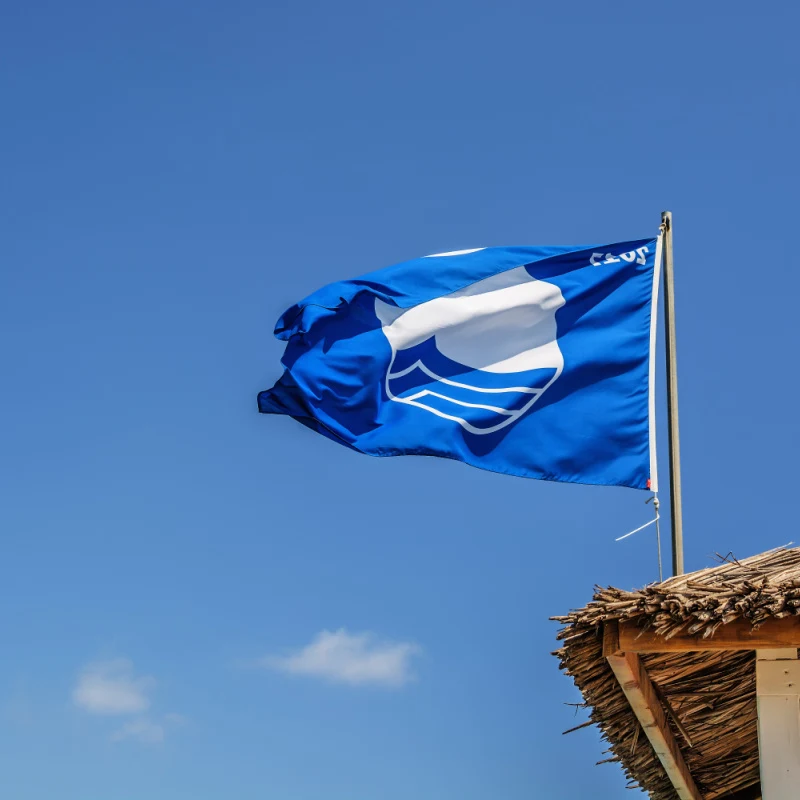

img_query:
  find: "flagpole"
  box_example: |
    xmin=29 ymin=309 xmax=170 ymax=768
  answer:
xmin=661 ymin=211 xmax=684 ymax=576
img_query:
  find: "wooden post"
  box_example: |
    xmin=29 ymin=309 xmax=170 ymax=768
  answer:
xmin=757 ymin=648 xmax=800 ymax=799
xmin=661 ymin=211 xmax=684 ymax=576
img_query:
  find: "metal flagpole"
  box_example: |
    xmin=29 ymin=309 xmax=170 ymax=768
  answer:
xmin=661 ymin=211 xmax=684 ymax=575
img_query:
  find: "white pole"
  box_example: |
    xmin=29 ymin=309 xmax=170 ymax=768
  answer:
xmin=756 ymin=648 xmax=800 ymax=799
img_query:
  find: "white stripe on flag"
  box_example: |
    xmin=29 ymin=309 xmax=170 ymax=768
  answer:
xmin=648 ymin=233 xmax=663 ymax=493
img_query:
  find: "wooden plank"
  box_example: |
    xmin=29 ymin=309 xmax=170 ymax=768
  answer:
xmin=757 ymin=648 xmax=797 ymax=662
xmin=757 ymin=649 xmax=800 ymax=800
xmin=618 ymin=616 xmax=800 ymax=653
xmin=603 ymin=623 xmax=703 ymax=800
xmin=757 ymin=660 xmax=800 ymax=695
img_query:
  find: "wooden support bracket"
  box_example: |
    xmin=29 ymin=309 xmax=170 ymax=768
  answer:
xmin=604 ymin=621 xmax=703 ymax=800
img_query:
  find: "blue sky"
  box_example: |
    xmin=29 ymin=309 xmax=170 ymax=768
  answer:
xmin=2 ymin=2 xmax=799 ymax=798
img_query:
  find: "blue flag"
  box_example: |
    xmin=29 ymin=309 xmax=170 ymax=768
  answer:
xmin=258 ymin=239 xmax=661 ymax=490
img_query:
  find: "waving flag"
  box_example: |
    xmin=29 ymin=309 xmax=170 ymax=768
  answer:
xmin=258 ymin=239 xmax=661 ymax=490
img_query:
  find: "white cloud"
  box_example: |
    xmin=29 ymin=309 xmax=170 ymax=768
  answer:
xmin=73 ymin=659 xmax=184 ymax=745
xmin=111 ymin=717 xmax=164 ymax=744
xmin=261 ymin=629 xmax=421 ymax=688
xmin=110 ymin=713 xmax=186 ymax=745
xmin=72 ymin=659 xmax=154 ymax=716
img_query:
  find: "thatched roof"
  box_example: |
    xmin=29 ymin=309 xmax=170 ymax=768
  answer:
xmin=553 ymin=546 xmax=800 ymax=800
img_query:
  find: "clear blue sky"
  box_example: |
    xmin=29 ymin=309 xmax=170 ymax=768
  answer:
xmin=2 ymin=2 xmax=799 ymax=798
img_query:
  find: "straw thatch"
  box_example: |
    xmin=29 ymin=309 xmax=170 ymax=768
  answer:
xmin=553 ymin=546 xmax=800 ymax=800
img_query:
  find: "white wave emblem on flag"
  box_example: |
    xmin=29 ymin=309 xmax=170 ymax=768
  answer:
xmin=375 ymin=267 xmax=566 ymax=435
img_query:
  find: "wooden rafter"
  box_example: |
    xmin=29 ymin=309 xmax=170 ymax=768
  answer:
xmin=603 ymin=621 xmax=703 ymax=800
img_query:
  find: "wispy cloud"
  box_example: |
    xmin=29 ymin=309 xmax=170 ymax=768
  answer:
xmin=109 ymin=713 xmax=187 ymax=745
xmin=72 ymin=659 xmax=154 ymax=715
xmin=261 ymin=629 xmax=421 ymax=688
xmin=73 ymin=658 xmax=183 ymax=745
xmin=111 ymin=717 xmax=164 ymax=744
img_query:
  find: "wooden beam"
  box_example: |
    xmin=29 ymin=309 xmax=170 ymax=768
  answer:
xmin=604 ymin=622 xmax=703 ymax=800
xmin=618 ymin=616 xmax=800 ymax=654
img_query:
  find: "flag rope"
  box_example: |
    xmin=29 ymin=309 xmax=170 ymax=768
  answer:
xmin=615 ymin=493 xmax=664 ymax=582
xmin=653 ymin=495 xmax=663 ymax=582
xmin=615 ymin=514 xmax=660 ymax=542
